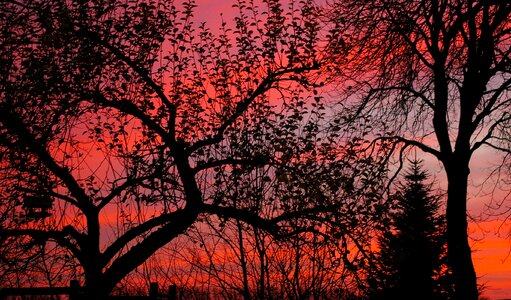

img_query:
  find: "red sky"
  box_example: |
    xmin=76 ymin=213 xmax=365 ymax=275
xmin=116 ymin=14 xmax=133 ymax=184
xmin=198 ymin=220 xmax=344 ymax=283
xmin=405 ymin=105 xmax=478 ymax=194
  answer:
xmin=417 ymin=144 xmax=511 ymax=299
xmin=196 ymin=1 xmax=511 ymax=298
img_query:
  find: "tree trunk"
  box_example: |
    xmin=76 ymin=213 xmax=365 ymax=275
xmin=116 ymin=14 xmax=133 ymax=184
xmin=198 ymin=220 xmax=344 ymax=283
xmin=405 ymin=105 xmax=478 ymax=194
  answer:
xmin=82 ymin=261 xmax=111 ymax=298
xmin=82 ymin=212 xmax=111 ymax=299
xmin=83 ymin=278 xmax=110 ymax=299
xmin=445 ymin=158 xmax=478 ymax=300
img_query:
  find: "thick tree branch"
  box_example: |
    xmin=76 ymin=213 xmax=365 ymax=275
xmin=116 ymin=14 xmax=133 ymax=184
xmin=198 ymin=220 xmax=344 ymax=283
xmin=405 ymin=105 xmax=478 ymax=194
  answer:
xmin=186 ymin=64 xmax=319 ymax=155
xmin=473 ymin=77 xmax=511 ymax=128
xmin=0 ymin=107 xmax=90 ymax=212
xmin=201 ymin=204 xmax=280 ymax=235
xmin=372 ymin=135 xmax=442 ymax=159
xmin=96 ymin=170 xmax=177 ymax=210
xmin=193 ymin=155 xmax=268 ymax=174
xmin=371 ymin=86 xmax=434 ymax=109
xmin=0 ymin=228 xmax=82 ymax=263
xmin=102 ymin=208 xmax=198 ymax=291
xmin=480 ymin=141 xmax=511 ymax=154
xmin=201 ymin=203 xmax=339 ymax=239
xmin=87 ymin=92 xmax=173 ymax=148
xmin=101 ymin=209 xmax=183 ymax=264
xmin=76 ymin=29 xmax=177 ymax=140
xmin=472 ymin=113 xmax=511 ymax=153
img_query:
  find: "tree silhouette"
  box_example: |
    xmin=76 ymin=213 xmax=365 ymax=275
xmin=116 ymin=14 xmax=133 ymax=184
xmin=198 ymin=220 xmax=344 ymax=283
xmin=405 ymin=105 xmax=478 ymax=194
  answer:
xmin=327 ymin=1 xmax=511 ymax=298
xmin=0 ymin=0 xmax=386 ymax=296
xmin=368 ymin=160 xmax=451 ymax=299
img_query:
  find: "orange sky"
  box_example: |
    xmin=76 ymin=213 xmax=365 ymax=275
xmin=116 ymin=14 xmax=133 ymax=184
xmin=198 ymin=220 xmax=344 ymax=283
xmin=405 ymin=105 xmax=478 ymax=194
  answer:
xmin=175 ymin=1 xmax=511 ymax=298
xmin=64 ymin=1 xmax=510 ymax=298
xmin=466 ymin=149 xmax=511 ymax=299
xmin=414 ymin=147 xmax=511 ymax=299
xmin=471 ymin=220 xmax=511 ymax=299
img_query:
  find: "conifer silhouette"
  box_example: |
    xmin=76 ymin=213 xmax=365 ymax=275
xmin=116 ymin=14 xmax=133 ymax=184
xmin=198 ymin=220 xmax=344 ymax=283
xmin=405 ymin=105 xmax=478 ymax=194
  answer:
xmin=370 ymin=160 xmax=452 ymax=299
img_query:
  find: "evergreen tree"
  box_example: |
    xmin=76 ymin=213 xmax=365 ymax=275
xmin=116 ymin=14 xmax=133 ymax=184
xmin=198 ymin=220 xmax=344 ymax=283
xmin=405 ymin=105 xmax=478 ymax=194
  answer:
xmin=369 ymin=160 xmax=452 ymax=299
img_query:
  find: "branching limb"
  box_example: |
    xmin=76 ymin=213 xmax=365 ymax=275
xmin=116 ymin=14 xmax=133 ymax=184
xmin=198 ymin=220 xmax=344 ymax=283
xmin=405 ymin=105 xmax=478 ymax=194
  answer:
xmin=186 ymin=63 xmax=319 ymax=155
xmin=372 ymin=135 xmax=441 ymax=159
xmin=193 ymin=155 xmax=268 ymax=174
xmin=75 ymin=29 xmax=178 ymax=140
xmin=87 ymin=92 xmax=173 ymax=147
xmin=472 ymin=113 xmax=511 ymax=153
xmin=101 ymin=209 xmax=184 ymax=265
xmin=0 ymin=107 xmax=91 ymax=212
xmin=97 ymin=171 xmax=178 ymax=210
xmin=473 ymin=77 xmax=511 ymax=128
xmin=0 ymin=228 xmax=83 ymax=263
xmin=201 ymin=203 xmax=339 ymax=239
xmin=102 ymin=208 xmax=198 ymax=291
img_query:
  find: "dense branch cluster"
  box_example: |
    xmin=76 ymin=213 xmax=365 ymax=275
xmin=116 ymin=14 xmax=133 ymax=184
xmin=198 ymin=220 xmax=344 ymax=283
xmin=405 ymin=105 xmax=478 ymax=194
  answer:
xmin=0 ymin=0 xmax=388 ymax=296
xmin=1 ymin=0 xmax=510 ymax=298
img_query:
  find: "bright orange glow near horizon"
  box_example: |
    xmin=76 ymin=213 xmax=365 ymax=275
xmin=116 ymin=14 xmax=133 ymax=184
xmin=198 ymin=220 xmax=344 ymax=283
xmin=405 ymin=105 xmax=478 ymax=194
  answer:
xmin=470 ymin=220 xmax=511 ymax=300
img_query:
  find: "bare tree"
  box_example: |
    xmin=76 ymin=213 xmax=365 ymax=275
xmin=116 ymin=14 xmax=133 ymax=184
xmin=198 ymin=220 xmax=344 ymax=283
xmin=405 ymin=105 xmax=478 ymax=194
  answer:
xmin=147 ymin=219 xmax=370 ymax=299
xmin=0 ymin=0 xmax=354 ymax=296
xmin=326 ymin=0 xmax=511 ymax=298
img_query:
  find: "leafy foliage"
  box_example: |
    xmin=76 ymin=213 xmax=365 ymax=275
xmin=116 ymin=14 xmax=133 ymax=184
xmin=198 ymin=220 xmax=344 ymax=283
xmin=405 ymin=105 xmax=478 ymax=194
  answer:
xmin=0 ymin=0 xmax=386 ymax=296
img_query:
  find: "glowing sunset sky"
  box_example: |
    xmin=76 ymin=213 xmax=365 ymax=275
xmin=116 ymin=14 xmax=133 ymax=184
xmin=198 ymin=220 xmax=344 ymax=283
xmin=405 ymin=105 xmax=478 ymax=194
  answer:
xmin=193 ymin=1 xmax=511 ymax=299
